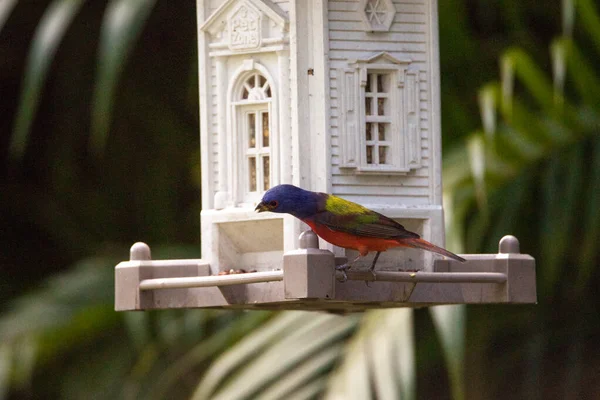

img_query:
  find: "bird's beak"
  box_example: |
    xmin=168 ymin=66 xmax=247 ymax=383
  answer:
xmin=255 ymin=202 xmax=269 ymax=213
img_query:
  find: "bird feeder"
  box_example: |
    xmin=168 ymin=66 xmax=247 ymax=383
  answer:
xmin=115 ymin=0 xmax=537 ymax=312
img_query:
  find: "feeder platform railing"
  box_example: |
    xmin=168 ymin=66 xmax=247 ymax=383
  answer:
xmin=115 ymin=234 xmax=536 ymax=312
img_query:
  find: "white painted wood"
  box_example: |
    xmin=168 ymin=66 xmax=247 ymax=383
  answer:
xmin=358 ymin=0 xmax=396 ymax=32
xmin=197 ymin=1 xmax=212 ymax=209
xmin=308 ymin=0 xmax=332 ymax=194
xmin=215 ymin=56 xmax=228 ymax=209
xmin=277 ymin=50 xmax=291 ymax=184
xmin=138 ymin=270 xmax=509 ymax=291
xmin=139 ymin=271 xmax=284 ymax=290
xmin=197 ymin=0 xmax=446 ymax=273
xmin=428 ymin=0 xmax=443 ymax=210
xmin=289 ymin=0 xmax=309 ymax=189
xmin=115 ymin=238 xmax=537 ymax=311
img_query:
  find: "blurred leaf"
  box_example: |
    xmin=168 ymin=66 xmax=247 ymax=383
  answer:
xmin=577 ymin=0 xmax=600 ymax=53
xmin=2 ymin=0 xmax=202 ymax=398
xmin=257 ymin=347 xmax=341 ymax=400
xmin=478 ymin=83 xmax=498 ymax=136
xmin=0 ymin=258 xmax=112 ymax=341
xmin=90 ymin=0 xmax=156 ymax=157
xmin=284 ymin=376 xmax=329 ymax=400
xmin=576 ymin=136 xmax=600 ymax=285
xmin=501 ymin=48 xmax=557 ymax=113
xmin=483 ymin=172 xmax=532 ymax=254
xmin=148 ymin=310 xmax=272 ymax=400
xmin=0 ymin=345 xmax=9 ymax=400
xmin=325 ymin=310 xmax=415 ymax=400
xmin=9 ymin=0 xmax=86 ymax=162
xmin=10 ymin=337 xmax=37 ymax=391
xmin=555 ymin=38 xmax=600 ymax=106
xmin=443 ymin=192 xmax=467 ymax=255
xmin=0 ymin=255 xmax=118 ymax=381
xmin=562 ymin=0 xmax=575 ymax=37
xmin=326 ymin=326 xmax=370 ymax=400
xmin=0 ymin=0 xmax=18 ymax=33
xmin=59 ymin=335 xmax=134 ymax=400
xmin=430 ymin=306 xmax=465 ymax=400
xmin=467 ymin=134 xmax=488 ymax=210
xmin=539 ymin=145 xmax=583 ymax=291
xmin=195 ymin=312 xmax=356 ymax=400
xmin=443 ymin=3 xmax=600 ymax=395
xmin=123 ymin=312 xmax=151 ymax=352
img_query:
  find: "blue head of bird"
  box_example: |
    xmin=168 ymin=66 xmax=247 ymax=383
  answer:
xmin=255 ymin=184 xmax=320 ymax=219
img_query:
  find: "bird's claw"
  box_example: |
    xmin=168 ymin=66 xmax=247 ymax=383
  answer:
xmin=336 ymin=264 xmax=350 ymax=283
xmin=365 ymin=269 xmax=377 ymax=287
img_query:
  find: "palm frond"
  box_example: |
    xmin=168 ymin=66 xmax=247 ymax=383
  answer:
xmin=325 ymin=309 xmax=416 ymax=400
xmin=577 ymin=0 xmax=600 ymax=53
xmin=445 ymin=31 xmax=600 ymax=257
xmin=145 ymin=310 xmax=272 ymax=400
xmin=0 ymin=344 xmax=10 ymax=400
xmin=9 ymin=0 xmax=85 ymax=162
xmin=440 ymin=2 xmax=600 ymax=396
xmin=0 ymin=0 xmax=18 ymax=32
xmin=553 ymin=37 xmax=600 ymax=108
xmin=0 ymin=256 xmax=116 ymax=390
xmin=194 ymin=312 xmax=358 ymax=400
xmin=90 ymin=0 xmax=157 ymax=158
xmin=430 ymin=306 xmax=466 ymax=400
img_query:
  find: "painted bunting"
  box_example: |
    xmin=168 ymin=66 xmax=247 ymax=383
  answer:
xmin=255 ymin=184 xmax=465 ymax=280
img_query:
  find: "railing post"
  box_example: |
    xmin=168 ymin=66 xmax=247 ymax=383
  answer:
xmin=498 ymin=235 xmax=537 ymax=303
xmin=283 ymin=230 xmax=336 ymax=300
xmin=115 ymin=242 xmax=154 ymax=311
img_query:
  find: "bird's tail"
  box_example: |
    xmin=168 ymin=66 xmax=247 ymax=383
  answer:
xmin=403 ymin=238 xmax=466 ymax=262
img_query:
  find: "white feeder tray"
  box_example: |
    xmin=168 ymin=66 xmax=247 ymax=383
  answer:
xmin=115 ymin=232 xmax=536 ymax=313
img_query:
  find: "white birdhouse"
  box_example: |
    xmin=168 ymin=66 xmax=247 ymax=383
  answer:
xmin=198 ymin=0 xmax=445 ymax=274
xmin=114 ymin=0 xmax=537 ymax=312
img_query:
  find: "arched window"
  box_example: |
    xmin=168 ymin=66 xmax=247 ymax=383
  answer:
xmin=240 ymin=73 xmax=272 ymax=100
xmin=234 ymin=71 xmax=273 ymax=203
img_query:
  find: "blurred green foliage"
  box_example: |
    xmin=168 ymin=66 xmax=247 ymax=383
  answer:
xmin=1 ymin=0 xmax=598 ymax=399
xmin=442 ymin=1 xmax=600 ymax=398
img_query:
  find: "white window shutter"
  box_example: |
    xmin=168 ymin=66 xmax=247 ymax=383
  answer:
xmin=339 ymin=68 xmax=360 ymax=168
xmin=404 ymin=69 xmax=422 ymax=170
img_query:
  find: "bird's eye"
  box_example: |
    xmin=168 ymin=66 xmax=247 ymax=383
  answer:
xmin=269 ymin=200 xmax=278 ymax=208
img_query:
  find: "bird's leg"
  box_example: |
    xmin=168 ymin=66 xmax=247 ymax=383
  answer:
xmin=365 ymin=251 xmax=381 ymax=287
xmin=336 ymin=254 xmax=364 ymax=282
xmin=369 ymin=251 xmax=381 ymax=272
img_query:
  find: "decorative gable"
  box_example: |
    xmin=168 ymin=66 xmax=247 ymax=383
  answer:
xmin=228 ymin=2 xmax=262 ymax=50
xmin=200 ymin=0 xmax=288 ymax=56
xmin=353 ymin=51 xmax=411 ymax=65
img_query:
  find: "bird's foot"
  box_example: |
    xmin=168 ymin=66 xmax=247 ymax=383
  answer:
xmin=335 ymin=264 xmax=350 ymax=283
xmin=365 ymin=251 xmax=381 ymax=287
xmin=365 ymin=268 xmax=377 ymax=287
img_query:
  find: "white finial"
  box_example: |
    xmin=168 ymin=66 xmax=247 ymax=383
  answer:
xmin=499 ymin=235 xmax=520 ymax=254
xmin=130 ymin=242 xmax=151 ymax=260
xmin=299 ymin=230 xmax=319 ymax=249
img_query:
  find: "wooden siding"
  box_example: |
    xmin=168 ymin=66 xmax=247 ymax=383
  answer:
xmin=328 ymin=0 xmax=432 ymax=206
